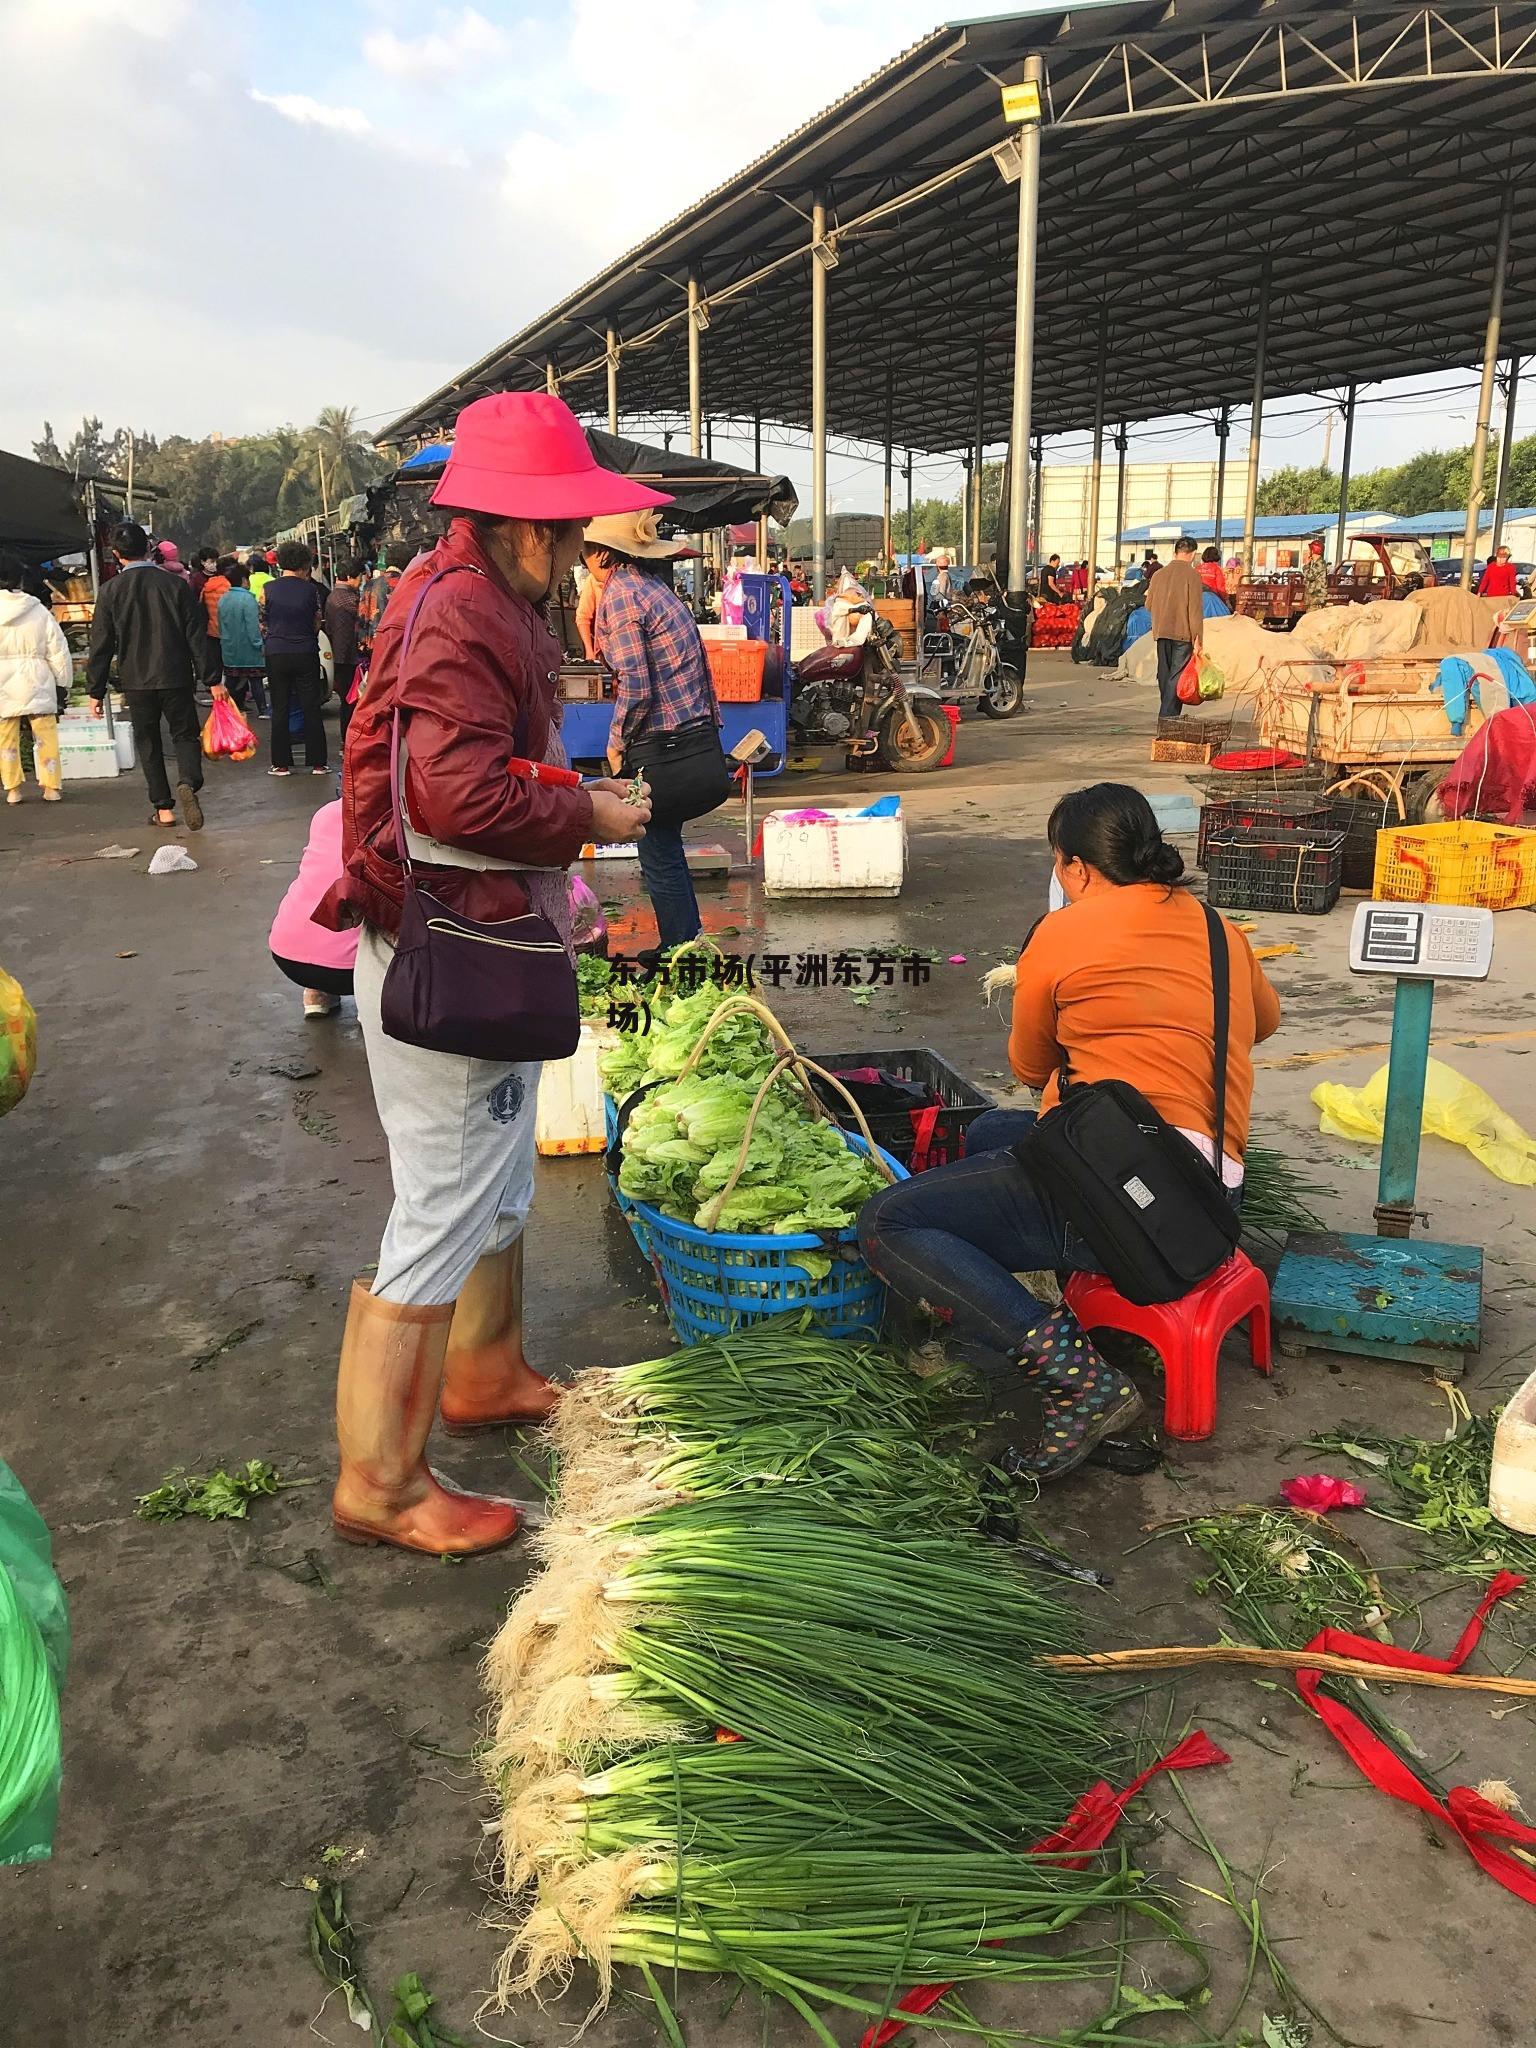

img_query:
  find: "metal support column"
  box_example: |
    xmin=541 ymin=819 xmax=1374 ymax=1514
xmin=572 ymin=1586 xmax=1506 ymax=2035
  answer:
xmin=1492 ymin=357 xmax=1521 ymax=554
xmin=1240 ymin=259 xmax=1272 ymax=579
xmin=1212 ymin=405 xmax=1230 ymax=551
xmin=688 ymin=274 xmax=706 ymax=616
xmin=882 ymin=367 xmax=894 ymax=568
xmin=1030 ymin=433 xmax=1044 ymax=572
xmin=545 ymin=362 xmax=558 ymax=397
xmin=972 ymin=344 xmax=986 ymax=567
xmin=1334 ymin=385 xmax=1357 ymax=565
xmin=753 ymin=411 xmax=762 ymax=476
xmin=1461 ymin=186 xmax=1515 ymax=589
xmin=1374 ymin=978 xmax=1436 ymax=1239
xmin=605 ymin=329 xmax=619 ymax=435
xmin=1003 ymin=54 xmax=1043 ymax=648
xmin=1113 ymin=423 xmax=1128 ymax=573
xmin=810 ymin=195 xmax=832 ymax=603
xmin=905 ymin=449 xmax=914 ymax=564
xmin=961 ymin=457 xmax=973 ymax=564
xmin=1085 ymin=310 xmax=1107 ymax=580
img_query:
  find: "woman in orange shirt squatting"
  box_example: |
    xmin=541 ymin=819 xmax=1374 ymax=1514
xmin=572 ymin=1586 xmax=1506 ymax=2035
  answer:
xmin=858 ymin=784 xmax=1280 ymax=1481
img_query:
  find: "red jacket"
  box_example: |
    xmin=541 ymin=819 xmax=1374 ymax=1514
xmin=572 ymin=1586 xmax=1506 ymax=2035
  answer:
xmin=1479 ymin=560 xmax=1519 ymax=597
xmin=317 ymin=519 xmax=593 ymax=939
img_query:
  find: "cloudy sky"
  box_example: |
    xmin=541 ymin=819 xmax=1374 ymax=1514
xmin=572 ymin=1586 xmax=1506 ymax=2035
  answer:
xmin=0 ymin=0 xmax=1489 ymax=511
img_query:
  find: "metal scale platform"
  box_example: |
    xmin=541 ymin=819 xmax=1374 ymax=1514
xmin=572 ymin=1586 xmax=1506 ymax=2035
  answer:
xmin=1272 ymin=901 xmax=1493 ymax=1378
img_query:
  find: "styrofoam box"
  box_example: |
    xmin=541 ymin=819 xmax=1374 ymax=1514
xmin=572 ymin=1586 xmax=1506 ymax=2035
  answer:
xmin=58 ymin=715 xmax=121 ymax=780
xmin=762 ymin=806 xmax=906 ymax=898
xmin=535 ymin=1021 xmax=613 ymax=1156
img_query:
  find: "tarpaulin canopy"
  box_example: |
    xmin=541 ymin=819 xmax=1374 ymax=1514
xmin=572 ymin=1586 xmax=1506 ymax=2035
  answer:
xmin=390 ymin=431 xmax=797 ymax=528
xmin=0 ymin=450 xmax=88 ymax=557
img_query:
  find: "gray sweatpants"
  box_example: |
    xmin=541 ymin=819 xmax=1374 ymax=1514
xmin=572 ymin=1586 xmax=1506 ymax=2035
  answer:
xmin=354 ymin=923 xmax=542 ymax=1306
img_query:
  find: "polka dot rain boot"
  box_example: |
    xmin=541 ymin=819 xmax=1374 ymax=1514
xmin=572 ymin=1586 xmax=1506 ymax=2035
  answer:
xmin=1003 ymin=1306 xmax=1146 ymax=1483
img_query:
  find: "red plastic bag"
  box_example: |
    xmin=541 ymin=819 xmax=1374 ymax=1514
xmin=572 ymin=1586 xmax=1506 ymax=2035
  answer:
xmin=201 ymin=697 xmax=258 ymax=762
xmin=1175 ymin=653 xmax=1202 ymax=704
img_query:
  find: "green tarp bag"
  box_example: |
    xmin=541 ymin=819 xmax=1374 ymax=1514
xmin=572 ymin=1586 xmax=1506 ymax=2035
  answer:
xmin=0 ymin=1458 xmax=68 ymax=1865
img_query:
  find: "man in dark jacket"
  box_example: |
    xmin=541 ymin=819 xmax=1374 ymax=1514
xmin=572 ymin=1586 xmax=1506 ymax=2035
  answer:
xmin=325 ymin=560 xmax=364 ymax=742
xmin=87 ymin=520 xmax=226 ymax=829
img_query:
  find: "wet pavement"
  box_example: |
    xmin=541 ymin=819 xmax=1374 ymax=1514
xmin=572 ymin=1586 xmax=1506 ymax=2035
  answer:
xmin=5 ymin=654 xmax=1536 ymax=2043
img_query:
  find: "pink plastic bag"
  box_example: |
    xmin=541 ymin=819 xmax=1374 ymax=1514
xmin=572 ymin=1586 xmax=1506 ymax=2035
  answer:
xmin=201 ymin=697 xmax=258 ymax=761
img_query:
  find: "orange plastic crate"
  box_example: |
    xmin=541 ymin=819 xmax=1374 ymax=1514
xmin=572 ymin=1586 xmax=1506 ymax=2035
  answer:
xmin=1373 ymin=820 xmax=1536 ymax=910
xmin=705 ymin=639 xmax=767 ymax=702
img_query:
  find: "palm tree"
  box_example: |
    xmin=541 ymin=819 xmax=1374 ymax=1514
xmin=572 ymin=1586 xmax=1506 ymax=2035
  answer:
xmin=307 ymin=404 xmax=374 ymax=503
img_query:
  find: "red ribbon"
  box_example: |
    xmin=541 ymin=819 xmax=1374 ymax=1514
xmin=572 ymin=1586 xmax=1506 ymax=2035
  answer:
xmin=860 ymin=1731 xmax=1230 ymax=2048
xmin=1294 ymin=1570 xmax=1536 ymax=1902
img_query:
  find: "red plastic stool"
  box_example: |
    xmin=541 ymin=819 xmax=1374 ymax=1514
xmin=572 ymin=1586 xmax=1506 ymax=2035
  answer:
xmin=1063 ymin=1250 xmax=1272 ymax=1442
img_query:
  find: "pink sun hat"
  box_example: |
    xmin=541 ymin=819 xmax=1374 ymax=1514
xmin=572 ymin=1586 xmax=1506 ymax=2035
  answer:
xmin=431 ymin=392 xmax=672 ymax=522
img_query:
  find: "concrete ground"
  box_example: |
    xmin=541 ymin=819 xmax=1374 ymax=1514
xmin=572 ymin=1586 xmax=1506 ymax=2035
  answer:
xmin=5 ymin=654 xmax=1536 ymax=2045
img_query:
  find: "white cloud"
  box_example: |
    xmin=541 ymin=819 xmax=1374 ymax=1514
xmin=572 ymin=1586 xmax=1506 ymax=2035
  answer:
xmin=363 ymin=6 xmax=507 ymax=82
xmin=250 ymin=89 xmax=371 ymax=137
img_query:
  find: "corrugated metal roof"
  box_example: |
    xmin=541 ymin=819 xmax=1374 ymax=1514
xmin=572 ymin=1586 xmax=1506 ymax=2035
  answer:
xmin=381 ymin=2 xmax=1536 ymax=456
xmin=1378 ymin=506 xmax=1536 ymax=533
xmin=1119 ymin=513 xmax=1388 ymax=543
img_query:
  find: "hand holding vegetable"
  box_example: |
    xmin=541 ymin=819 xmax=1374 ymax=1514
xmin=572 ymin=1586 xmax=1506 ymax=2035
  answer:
xmin=589 ymin=785 xmax=650 ymax=841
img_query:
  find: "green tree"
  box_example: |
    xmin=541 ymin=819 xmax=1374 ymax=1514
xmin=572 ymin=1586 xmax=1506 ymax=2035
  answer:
xmin=307 ymin=404 xmax=376 ymax=503
xmin=32 ymin=423 xmax=66 ymax=469
xmin=1255 ymin=463 xmax=1339 ymax=515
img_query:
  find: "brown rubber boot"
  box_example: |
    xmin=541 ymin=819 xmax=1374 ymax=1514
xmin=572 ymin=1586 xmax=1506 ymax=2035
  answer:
xmin=332 ymin=1281 xmax=522 ymax=1554
xmin=440 ymin=1238 xmax=561 ymax=1433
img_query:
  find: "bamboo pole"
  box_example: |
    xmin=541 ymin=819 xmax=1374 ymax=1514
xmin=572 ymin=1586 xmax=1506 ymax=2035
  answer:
xmin=1041 ymin=1644 xmax=1536 ymax=1697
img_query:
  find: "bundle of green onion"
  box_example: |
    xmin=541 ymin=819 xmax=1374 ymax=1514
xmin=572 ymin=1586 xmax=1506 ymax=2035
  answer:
xmin=484 ymin=1328 xmax=1178 ymax=2030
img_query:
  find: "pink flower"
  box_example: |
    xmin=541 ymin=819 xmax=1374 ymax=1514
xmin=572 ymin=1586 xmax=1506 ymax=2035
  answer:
xmin=1281 ymin=1473 xmax=1367 ymax=1514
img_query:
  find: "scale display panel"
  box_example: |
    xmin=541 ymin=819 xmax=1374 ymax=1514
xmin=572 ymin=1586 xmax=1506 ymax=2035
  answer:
xmin=1348 ymin=903 xmax=1493 ymax=980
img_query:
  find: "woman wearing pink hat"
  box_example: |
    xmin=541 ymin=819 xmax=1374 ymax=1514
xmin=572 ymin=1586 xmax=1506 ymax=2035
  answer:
xmin=316 ymin=392 xmax=663 ymax=1556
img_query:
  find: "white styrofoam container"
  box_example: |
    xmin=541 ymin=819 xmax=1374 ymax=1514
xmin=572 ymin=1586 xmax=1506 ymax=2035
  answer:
xmin=58 ymin=716 xmax=121 ymax=780
xmin=762 ymin=806 xmax=906 ymax=898
xmin=535 ymin=1021 xmax=613 ymax=1156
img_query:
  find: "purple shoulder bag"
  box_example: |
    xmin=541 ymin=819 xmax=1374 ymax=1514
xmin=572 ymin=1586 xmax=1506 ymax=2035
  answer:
xmin=378 ymin=566 xmax=580 ymax=1064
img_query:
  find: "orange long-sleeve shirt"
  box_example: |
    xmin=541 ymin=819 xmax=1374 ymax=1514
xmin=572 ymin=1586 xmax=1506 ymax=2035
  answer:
xmin=1008 ymin=882 xmax=1281 ymax=1164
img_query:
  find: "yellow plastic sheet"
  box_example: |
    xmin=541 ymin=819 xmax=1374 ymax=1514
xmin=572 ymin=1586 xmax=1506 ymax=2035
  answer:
xmin=1313 ymin=1057 xmax=1536 ymax=1186
xmin=0 ymin=966 xmax=36 ymax=1119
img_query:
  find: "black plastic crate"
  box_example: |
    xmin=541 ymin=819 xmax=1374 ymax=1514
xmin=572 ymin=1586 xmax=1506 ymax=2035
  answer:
xmin=807 ymin=1046 xmax=995 ymax=1171
xmin=1197 ymin=797 xmax=1332 ymax=869
xmin=1327 ymin=794 xmax=1396 ymax=891
xmin=1195 ymin=763 xmax=1330 ymax=801
xmin=1205 ymin=829 xmax=1345 ymax=915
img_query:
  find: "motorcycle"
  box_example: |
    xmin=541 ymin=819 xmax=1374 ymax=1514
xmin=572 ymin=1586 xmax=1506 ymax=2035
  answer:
xmin=790 ymin=605 xmax=952 ymax=772
xmin=920 ymin=594 xmax=1024 ymax=719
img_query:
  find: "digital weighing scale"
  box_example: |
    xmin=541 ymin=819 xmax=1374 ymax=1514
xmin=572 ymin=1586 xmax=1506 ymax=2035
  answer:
xmin=1271 ymin=900 xmax=1494 ymax=1378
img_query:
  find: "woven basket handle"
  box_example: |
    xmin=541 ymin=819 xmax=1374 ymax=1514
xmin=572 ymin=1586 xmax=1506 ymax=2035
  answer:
xmin=670 ymin=993 xmax=797 ymax=1087
xmin=696 ymin=1048 xmax=896 ymax=1233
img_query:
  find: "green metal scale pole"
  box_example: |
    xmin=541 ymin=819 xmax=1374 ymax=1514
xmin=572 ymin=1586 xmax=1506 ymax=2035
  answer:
xmin=1374 ymin=976 xmax=1435 ymax=1239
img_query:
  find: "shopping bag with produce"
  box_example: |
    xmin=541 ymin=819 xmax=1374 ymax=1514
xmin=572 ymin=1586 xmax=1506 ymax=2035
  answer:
xmin=0 ymin=966 xmax=36 ymax=1119
xmin=1197 ymin=653 xmax=1227 ymax=700
xmin=1175 ymin=652 xmax=1202 ymax=704
xmin=201 ymin=696 xmax=258 ymax=761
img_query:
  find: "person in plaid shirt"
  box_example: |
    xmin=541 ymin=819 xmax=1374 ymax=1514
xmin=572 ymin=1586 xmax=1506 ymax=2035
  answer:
xmin=585 ymin=510 xmax=727 ymax=957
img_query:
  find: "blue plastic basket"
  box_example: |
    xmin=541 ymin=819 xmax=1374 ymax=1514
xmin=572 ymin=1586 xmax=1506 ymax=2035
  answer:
xmin=604 ymin=1094 xmax=906 ymax=1342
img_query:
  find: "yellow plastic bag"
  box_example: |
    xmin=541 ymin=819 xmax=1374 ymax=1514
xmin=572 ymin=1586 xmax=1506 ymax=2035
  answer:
xmin=0 ymin=966 xmax=37 ymax=1118
xmin=1312 ymin=1057 xmax=1536 ymax=1186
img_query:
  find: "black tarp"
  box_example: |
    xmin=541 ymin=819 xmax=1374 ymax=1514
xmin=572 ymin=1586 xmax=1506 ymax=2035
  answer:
xmin=389 ymin=430 xmax=797 ymax=530
xmin=0 ymin=449 xmax=88 ymax=557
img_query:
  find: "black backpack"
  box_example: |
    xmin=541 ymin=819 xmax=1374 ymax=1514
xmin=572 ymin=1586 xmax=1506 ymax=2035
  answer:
xmin=1012 ymin=901 xmax=1241 ymax=1304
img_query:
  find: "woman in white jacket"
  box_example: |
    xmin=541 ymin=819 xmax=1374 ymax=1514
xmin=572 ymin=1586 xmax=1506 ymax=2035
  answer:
xmin=0 ymin=553 xmax=71 ymax=804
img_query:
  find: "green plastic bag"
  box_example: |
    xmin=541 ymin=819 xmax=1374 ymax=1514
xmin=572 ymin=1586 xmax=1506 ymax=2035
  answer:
xmin=0 ymin=1458 xmax=69 ymax=1866
xmin=1197 ymin=653 xmax=1226 ymax=701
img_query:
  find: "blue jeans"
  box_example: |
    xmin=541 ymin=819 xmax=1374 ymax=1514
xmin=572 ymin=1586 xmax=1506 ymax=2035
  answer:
xmin=857 ymin=1109 xmax=1092 ymax=1352
xmin=637 ymin=817 xmax=702 ymax=953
